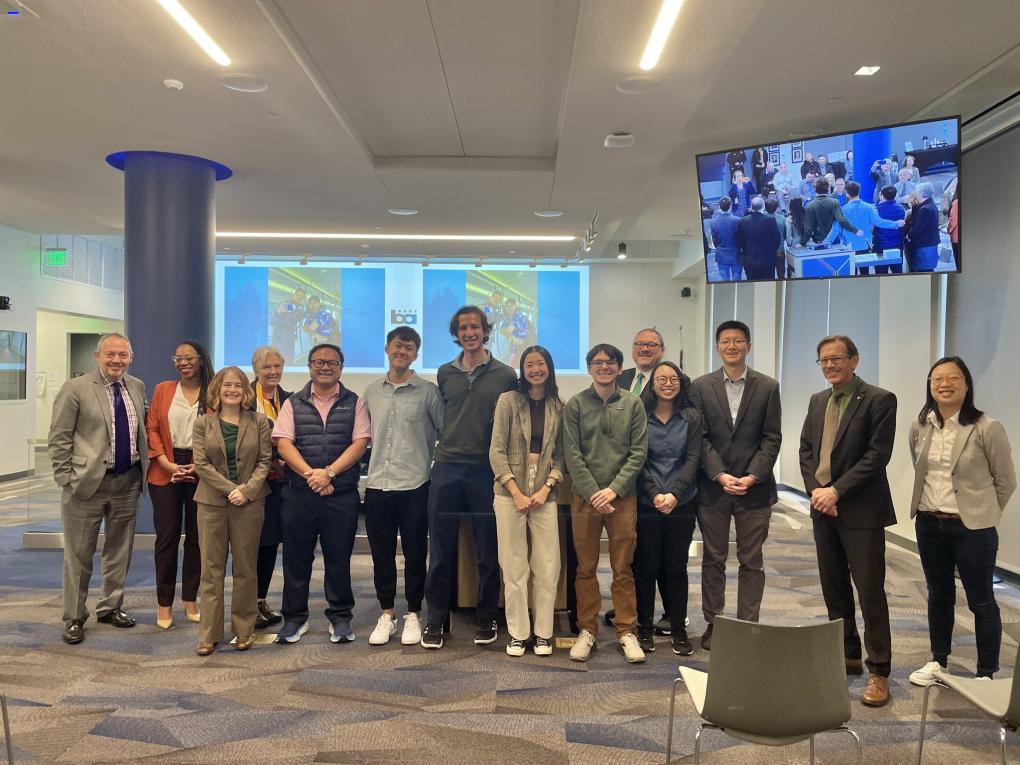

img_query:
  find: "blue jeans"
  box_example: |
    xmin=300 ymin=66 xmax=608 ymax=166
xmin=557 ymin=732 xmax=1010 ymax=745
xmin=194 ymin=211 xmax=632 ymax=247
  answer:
xmin=909 ymin=244 xmax=939 ymax=272
xmin=280 ymin=485 xmax=360 ymax=626
xmin=916 ymin=512 xmax=1001 ymax=676
xmin=717 ymin=262 xmax=742 ymax=281
xmin=423 ymin=462 xmax=500 ymax=626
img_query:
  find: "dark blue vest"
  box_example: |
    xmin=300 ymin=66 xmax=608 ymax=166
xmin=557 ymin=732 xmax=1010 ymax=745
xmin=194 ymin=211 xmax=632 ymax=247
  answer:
xmin=284 ymin=382 xmax=360 ymax=493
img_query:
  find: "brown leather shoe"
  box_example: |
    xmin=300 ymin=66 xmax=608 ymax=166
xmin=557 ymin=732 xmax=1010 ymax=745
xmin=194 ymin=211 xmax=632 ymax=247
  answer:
xmin=196 ymin=642 xmax=216 ymax=656
xmin=845 ymin=658 xmax=864 ymax=676
xmin=235 ymin=635 xmax=256 ymax=651
xmin=861 ymin=674 xmax=890 ymax=707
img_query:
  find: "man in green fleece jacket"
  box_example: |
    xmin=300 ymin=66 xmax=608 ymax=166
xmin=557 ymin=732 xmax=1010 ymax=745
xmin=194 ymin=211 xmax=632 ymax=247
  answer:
xmin=563 ymin=343 xmax=648 ymax=663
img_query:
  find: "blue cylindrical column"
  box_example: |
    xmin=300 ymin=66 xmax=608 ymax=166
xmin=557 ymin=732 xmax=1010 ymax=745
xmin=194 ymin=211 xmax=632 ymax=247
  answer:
xmin=106 ymin=151 xmax=232 ymax=392
xmin=853 ymin=128 xmax=891 ymax=204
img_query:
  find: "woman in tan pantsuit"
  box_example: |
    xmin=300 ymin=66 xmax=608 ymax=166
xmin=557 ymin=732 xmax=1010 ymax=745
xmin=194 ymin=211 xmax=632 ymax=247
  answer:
xmin=192 ymin=366 xmax=273 ymax=655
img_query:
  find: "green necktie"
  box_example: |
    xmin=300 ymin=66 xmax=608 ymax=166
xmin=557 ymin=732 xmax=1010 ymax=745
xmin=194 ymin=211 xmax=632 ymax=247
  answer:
xmin=633 ymin=372 xmax=645 ymax=395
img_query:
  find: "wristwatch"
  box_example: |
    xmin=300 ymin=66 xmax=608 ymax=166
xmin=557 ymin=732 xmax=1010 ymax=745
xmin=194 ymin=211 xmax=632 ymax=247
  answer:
xmin=545 ymin=477 xmax=556 ymax=489
xmin=326 ymin=467 xmax=336 ymax=479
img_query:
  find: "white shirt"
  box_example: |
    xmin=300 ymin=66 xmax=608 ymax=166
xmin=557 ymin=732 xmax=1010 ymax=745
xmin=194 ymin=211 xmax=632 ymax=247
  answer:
xmin=919 ymin=410 xmax=961 ymax=514
xmin=722 ymin=367 xmax=748 ymax=424
xmin=168 ymin=382 xmax=199 ymax=450
xmin=631 ymin=370 xmax=650 ymax=395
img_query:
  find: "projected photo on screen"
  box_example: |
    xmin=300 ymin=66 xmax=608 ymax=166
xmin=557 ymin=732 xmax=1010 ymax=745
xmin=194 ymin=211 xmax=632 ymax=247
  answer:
xmin=0 ymin=330 xmax=28 ymax=401
xmin=696 ymin=116 xmax=960 ymax=283
xmin=216 ymin=262 xmax=589 ymax=374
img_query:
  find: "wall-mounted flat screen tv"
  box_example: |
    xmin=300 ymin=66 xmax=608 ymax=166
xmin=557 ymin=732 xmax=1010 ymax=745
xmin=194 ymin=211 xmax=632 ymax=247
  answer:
xmin=696 ymin=116 xmax=960 ymax=283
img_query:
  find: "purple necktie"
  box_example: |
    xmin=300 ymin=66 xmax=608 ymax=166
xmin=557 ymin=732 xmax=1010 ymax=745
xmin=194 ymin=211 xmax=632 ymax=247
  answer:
xmin=113 ymin=382 xmax=131 ymax=474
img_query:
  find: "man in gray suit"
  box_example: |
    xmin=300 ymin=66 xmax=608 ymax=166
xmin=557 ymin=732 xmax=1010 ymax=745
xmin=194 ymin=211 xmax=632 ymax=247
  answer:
xmin=49 ymin=332 xmax=149 ymax=644
xmin=689 ymin=320 xmax=782 ymax=650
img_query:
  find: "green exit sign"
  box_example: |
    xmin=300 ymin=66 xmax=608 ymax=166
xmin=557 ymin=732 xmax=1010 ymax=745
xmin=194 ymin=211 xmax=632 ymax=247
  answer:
xmin=46 ymin=248 xmax=68 ymax=266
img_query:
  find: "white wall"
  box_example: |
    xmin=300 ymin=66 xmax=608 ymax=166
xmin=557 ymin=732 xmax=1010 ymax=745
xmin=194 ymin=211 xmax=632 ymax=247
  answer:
xmin=0 ymin=224 xmax=123 ymax=478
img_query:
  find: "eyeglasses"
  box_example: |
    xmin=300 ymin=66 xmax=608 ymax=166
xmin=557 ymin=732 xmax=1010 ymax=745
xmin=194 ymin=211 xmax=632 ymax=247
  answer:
xmin=632 ymin=341 xmax=662 ymax=350
xmin=655 ymin=376 xmax=680 ymax=385
xmin=309 ymin=359 xmax=342 ymax=370
xmin=590 ymin=359 xmax=617 ymax=368
xmin=816 ymin=356 xmax=850 ymax=366
xmin=930 ymin=375 xmax=964 ymax=385
xmin=171 ymin=355 xmax=198 ymax=364
xmin=717 ymin=339 xmax=748 ymax=347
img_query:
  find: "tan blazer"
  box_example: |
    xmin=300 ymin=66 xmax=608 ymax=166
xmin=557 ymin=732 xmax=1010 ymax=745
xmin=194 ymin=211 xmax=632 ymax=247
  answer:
xmin=192 ymin=410 xmax=273 ymax=506
xmin=909 ymin=414 xmax=1017 ymax=530
xmin=489 ymin=391 xmax=565 ymax=497
xmin=48 ymin=369 xmax=150 ymax=500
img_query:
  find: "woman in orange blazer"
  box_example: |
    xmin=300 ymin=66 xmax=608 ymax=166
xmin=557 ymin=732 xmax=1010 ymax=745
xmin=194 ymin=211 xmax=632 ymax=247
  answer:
xmin=145 ymin=340 xmax=214 ymax=629
xmin=192 ymin=367 xmax=273 ymax=655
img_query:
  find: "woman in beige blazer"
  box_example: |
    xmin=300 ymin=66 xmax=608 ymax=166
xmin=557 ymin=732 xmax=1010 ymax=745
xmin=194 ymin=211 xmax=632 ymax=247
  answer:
xmin=489 ymin=345 xmax=565 ymax=657
xmin=908 ymin=356 xmax=1016 ymax=686
xmin=192 ymin=366 xmax=273 ymax=655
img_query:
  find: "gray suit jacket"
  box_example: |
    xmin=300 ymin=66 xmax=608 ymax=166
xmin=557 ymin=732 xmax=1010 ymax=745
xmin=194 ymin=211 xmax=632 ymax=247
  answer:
xmin=689 ymin=367 xmax=782 ymax=508
xmin=192 ymin=411 xmax=273 ymax=506
xmin=489 ymin=391 xmax=565 ymax=497
xmin=909 ymin=415 xmax=1017 ymax=530
xmin=48 ymin=369 xmax=150 ymax=500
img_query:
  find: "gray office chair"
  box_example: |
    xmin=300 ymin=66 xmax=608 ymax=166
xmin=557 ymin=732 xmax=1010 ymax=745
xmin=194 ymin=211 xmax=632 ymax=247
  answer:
xmin=917 ymin=648 xmax=1020 ymax=764
xmin=666 ymin=616 xmax=860 ymax=764
xmin=1 ymin=693 xmax=13 ymax=764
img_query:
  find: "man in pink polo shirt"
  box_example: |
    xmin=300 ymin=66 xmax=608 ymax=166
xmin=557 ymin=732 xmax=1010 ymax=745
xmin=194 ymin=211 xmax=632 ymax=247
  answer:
xmin=272 ymin=343 xmax=371 ymax=644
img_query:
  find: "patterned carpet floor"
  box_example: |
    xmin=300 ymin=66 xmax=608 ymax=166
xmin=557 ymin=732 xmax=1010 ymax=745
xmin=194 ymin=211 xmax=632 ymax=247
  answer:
xmin=1 ymin=492 xmax=1019 ymax=764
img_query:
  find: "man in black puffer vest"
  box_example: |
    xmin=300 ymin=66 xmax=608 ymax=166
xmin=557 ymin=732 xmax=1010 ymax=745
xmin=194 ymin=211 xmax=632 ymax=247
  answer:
xmin=272 ymin=344 xmax=371 ymax=644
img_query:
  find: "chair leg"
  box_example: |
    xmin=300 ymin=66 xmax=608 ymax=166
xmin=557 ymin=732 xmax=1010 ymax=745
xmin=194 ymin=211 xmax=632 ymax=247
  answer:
xmin=999 ymin=725 xmax=1008 ymax=765
xmin=809 ymin=735 xmax=815 ymax=765
xmin=1 ymin=693 xmax=13 ymax=765
xmin=917 ymin=681 xmax=944 ymax=765
xmin=665 ymin=677 xmax=684 ymax=764
xmin=840 ymin=726 xmax=863 ymax=762
xmin=693 ymin=723 xmax=706 ymax=765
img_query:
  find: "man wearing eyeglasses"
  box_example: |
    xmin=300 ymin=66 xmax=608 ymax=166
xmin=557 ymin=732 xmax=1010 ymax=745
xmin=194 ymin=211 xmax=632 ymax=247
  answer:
xmin=271 ymin=343 xmax=371 ymax=644
xmin=689 ymin=320 xmax=782 ymax=651
xmin=800 ymin=335 xmax=896 ymax=707
xmin=618 ymin=328 xmax=665 ymax=395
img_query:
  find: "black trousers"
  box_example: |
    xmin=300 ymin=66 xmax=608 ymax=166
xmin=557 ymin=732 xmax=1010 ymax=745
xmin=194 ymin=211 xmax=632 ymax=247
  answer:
xmin=149 ymin=478 xmax=200 ymax=607
xmin=634 ymin=501 xmax=697 ymax=629
xmin=812 ymin=514 xmax=892 ymax=677
xmin=256 ymin=479 xmax=284 ymax=599
xmin=280 ymin=484 xmax=359 ymax=626
xmin=364 ymin=483 xmax=430 ymax=612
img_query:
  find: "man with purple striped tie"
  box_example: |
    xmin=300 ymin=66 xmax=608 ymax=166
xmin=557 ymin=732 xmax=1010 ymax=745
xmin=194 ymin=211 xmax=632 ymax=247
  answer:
xmin=49 ymin=333 xmax=149 ymax=644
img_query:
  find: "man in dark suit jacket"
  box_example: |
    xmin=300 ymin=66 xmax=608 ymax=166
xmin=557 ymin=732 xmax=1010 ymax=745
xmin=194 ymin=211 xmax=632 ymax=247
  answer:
xmin=736 ymin=197 xmax=782 ymax=280
xmin=617 ymin=328 xmax=665 ymax=395
xmin=800 ymin=334 xmax=896 ymax=708
xmin=689 ymin=320 xmax=781 ymax=650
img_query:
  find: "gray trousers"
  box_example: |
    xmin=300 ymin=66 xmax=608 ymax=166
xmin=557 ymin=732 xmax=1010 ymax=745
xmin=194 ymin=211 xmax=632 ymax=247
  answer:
xmin=697 ymin=498 xmax=771 ymax=624
xmin=61 ymin=466 xmax=141 ymax=623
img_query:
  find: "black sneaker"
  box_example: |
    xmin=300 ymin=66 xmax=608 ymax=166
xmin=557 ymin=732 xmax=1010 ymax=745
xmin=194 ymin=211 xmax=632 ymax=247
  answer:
xmin=672 ymin=629 xmax=694 ymax=656
xmin=701 ymin=623 xmax=713 ymax=651
xmin=255 ymin=600 xmax=282 ymax=629
xmin=654 ymin=615 xmax=672 ymax=636
xmin=420 ymin=623 xmax=444 ymax=649
xmin=637 ymin=624 xmax=655 ymax=653
xmin=474 ymin=620 xmax=498 ymax=645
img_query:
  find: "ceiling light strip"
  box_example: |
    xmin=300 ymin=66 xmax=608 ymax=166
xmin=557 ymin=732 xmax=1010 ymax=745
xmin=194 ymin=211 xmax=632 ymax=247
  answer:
xmin=639 ymin=0 xmax=684 ymax=71
xmin=217 ymin=232 xmax=576 ymax=242
xmin=156 ymin=0 xmax=231 ymax=66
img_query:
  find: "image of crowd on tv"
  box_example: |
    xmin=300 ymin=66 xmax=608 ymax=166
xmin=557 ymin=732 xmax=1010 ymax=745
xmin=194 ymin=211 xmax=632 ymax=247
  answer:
xmin=699 ymin=126 xmax=959 ymax=283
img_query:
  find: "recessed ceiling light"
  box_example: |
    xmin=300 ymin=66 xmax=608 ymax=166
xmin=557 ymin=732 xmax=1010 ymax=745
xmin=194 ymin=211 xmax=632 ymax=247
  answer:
xmin=387 ymin=208 xmax=418 ymax=216
xmin=220 ymin=73 xmax=268 ymax=93
xmin=604 ymin=132 xmax=636 ymax=149
xmin=218 ymin=232 xmax=575 ymax=242
xmin=359 ymin=244 xmax=370 ymax=249
xmin=266 ymin=112 xmax=281 ymax=119
xmin=828 ymin=96 xmax=842 ymax=103
xmin=534 ymin=209 xmax=563 ymax=218
xmin=156 ymin=0 xmax=231 ymax=67
xmin=854 ymin=65 xmax=880 ymax=76
xmin=509 ymin=250 xmax=516 ymax=254
xmin=163 ymin=78 xmax=184 ymax=90
xmin=373 ymin=225 xmax=384 ymax=230
xmin=616 ymin=75 xmax=662 ymax=94
xmin=639 ymin=0 xmax=684 ymax=71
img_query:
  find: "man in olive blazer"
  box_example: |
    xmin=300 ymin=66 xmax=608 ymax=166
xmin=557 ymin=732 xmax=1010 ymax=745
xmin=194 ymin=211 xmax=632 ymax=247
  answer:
xmin=688 ymin=320 xmax=781 ymax=648
xmin=48 ymin=333 xmax=149 ymax=644
xmin=800 ymin=334 xmax=896 ymax=707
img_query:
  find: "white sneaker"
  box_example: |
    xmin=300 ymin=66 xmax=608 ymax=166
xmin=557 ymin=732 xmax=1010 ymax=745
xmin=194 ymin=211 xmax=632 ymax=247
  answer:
xmin=909 ymin=660 xmax=945 ymax=686
xmin=368 ymin=613 xmax=397 ymax=645
xmin=620 ymin=632 xmax=646 ymax=663
xmin=506 ymin=638 xmax=527 ymax=657
xmin=401 ymin=613 xmax=422 ymax=645
xmin=570 ymin=629 xmax=596 ymax=662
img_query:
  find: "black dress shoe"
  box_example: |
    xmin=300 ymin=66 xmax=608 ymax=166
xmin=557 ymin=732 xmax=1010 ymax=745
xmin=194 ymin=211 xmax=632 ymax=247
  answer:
xmin=255 ymin=600 xmax=283 ymax=629
xmin=63 ymin=620 xmax=85 ymax=644
xmin=604 ymin=609 xmax=616 ymax=627
xmin=96 ymin=608 xmax=136 ymax=628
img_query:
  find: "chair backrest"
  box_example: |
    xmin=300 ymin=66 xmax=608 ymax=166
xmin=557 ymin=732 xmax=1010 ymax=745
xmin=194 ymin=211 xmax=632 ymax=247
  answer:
xmin=702 ymin=616 xmax=851 ymax=738
xmin=1003 ymin=646 xmax=1020 ymax=726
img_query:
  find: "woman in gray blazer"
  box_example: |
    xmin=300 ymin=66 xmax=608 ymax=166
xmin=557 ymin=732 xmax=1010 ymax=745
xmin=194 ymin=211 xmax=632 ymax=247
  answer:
xmin=490 ymin=345 xmax=565 ymax=657
xmin=908 ymin=356 xmax=1016 ymax=685
xmin=192 ymin=366 xmax=273 ymax=656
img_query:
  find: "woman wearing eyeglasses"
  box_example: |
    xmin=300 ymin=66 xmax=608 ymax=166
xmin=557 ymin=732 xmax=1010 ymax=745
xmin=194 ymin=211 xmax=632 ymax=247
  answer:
xmin=908 ymin=356 xmax=1016 ymax=685
xmin=192 ymin=367 xmax=273 ymax=655
xmin=145 ymin=340 xmax=214 ymax=629
xmin=634 ymin=361 xmax=702 ymax=656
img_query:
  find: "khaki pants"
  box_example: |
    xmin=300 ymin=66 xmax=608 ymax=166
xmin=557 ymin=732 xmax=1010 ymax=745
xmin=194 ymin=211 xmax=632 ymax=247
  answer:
xmin=571 ymin=494 xmax=638 ymax=637
xmin=493 ymin=464 xmax=561 ymax=641
xmin=197 ymin=500 xmax=264 ymax=644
